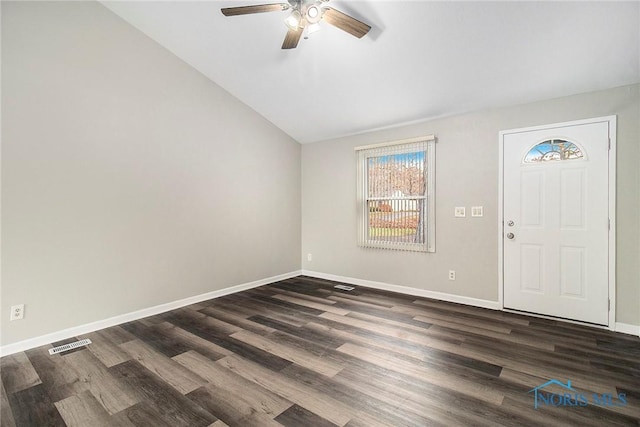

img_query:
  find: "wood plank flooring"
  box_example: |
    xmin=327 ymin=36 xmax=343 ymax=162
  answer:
xmin=2 ymin=275 xmax=639 ymax=426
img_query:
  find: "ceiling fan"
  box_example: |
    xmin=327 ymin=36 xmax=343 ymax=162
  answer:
xmin=221 ymin=0 xmax=371 ymax=49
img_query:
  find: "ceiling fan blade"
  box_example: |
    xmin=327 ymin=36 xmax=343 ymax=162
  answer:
xmin=221 ymin=3 xmax=288 ymax=16
xmin=322 ymin=7 xmax=370 ymax=38
xmin=282 ymin=26 xmax=303 ymax=49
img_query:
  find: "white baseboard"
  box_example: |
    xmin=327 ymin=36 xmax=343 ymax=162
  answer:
xmin=301 ymin=270 xmax=501 ymax=310
xmin=0 ymin=270 xmax=302 ymax=357
xmin=4 ymin=269 xmax=635 ymax=357
xmin=303 ymin=270 xmax=640 ymax=336
xmin=615 ymin=322 xmax=640 ymax=337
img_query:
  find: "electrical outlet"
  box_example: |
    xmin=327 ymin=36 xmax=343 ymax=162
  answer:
xmin=471 ymin=206 xmax=484 ymax=217
xmin=448 ymin=270 xmax=456 ymax=280
xmin=307 ymin=253 xmax=312 ymax=261
xmin=10 ymin=304 xmax=24 ymax=321
xmin=454 ymin=207 xmax=466 ymax=217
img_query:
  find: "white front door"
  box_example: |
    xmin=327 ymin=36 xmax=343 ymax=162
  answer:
xmin=501 ymin=118 xmax=613 ymax=325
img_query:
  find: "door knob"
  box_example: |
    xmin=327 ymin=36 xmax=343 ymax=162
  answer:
xmin=506 ymin=232 xmax=515 ymax=240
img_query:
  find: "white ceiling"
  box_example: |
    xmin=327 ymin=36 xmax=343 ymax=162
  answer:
xmin=101 ymin=1 xmax=640 ymax=144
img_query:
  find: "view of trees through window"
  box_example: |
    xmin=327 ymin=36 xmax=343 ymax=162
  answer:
xmin=367 ymin=151 xmax=426 ymax=243
xmin=523 ymin=139 xmax=584 ymax=163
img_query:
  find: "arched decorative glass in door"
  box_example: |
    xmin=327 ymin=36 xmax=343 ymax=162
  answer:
xmin=523 ymin=139 xmax=584 ymax=164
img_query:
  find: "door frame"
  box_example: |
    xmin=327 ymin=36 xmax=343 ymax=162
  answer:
xmin=498 ymin=116 xmax=617 ymax=329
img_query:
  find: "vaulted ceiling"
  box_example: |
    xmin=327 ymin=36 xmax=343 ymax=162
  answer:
xmin=101 ymin=1 xmax=640 ymax=143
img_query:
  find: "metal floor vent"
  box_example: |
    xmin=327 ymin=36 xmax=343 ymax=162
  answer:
xmin=334 ymin=284 xmax=355 ymax=291
xmin=49 ymin=338 xmax=92 ymax=355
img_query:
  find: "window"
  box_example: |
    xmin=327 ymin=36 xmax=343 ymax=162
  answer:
xmin=523 ymin=139 xmax=584 ymax=164
xmin=356 ymin=136 xmax=436 ymax=252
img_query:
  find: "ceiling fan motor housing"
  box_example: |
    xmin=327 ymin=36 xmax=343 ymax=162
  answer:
xmin=288 ymin=0 xmax=324 ymax=26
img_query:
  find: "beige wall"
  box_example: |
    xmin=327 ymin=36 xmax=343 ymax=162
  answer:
xmin=1 ymin=1 xmax=301 ymax=346
xmin=302 ymin=84 xmax=640 ymax=326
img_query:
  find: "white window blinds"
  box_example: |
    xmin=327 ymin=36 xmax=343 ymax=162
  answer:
xmin=356 ymin=136 xmax=436 ymax=252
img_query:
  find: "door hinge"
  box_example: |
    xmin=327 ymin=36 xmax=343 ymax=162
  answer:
xmin=608 ymin=138 xmax=611 ymax=150
xmin=608 ymin=299 xmax=611 ymax=311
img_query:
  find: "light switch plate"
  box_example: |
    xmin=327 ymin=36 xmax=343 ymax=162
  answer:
xmin=454 ymin=207 xmax=466 ymax=217
xmin=471 ymin=206 xmax=484 ymax=217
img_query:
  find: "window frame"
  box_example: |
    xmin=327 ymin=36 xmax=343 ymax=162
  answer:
xmin=355 ymin=135 xmax=436 ymax=253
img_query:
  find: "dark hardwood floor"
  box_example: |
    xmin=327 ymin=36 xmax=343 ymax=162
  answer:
xmin=2 ymin=276 xmax=639 ymax=426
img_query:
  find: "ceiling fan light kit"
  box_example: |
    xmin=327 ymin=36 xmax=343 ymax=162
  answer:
xmin=285 ymin=9 xmax=302 ymax=30
xmin=221 ymin=0 xmax=371 ymax=49
xmin=305 ymin=5 xmax=321 ymax=24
